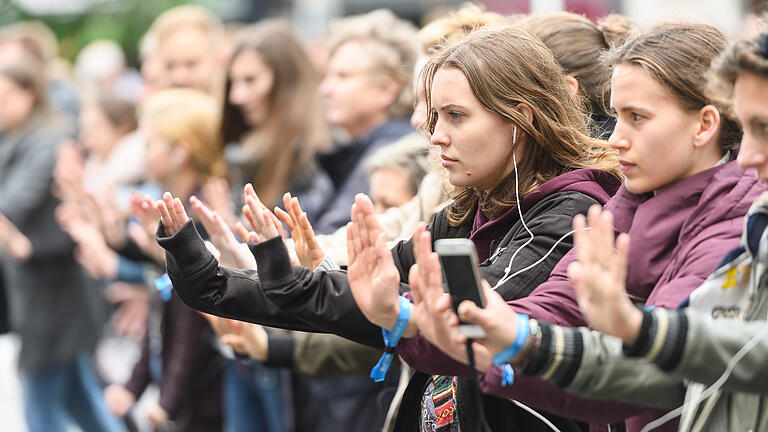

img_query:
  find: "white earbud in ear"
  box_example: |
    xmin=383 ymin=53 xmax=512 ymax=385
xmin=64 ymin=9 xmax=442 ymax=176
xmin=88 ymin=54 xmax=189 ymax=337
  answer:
xmin=513 ymin=125 xmax=517 ymax=146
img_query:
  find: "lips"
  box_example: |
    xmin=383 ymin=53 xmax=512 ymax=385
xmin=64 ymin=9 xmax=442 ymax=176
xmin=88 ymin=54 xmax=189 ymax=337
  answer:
xmin=441 ymin=154 xmax=458 ymax=168
xmin=618 ymin=159 xmax=636 ymax=174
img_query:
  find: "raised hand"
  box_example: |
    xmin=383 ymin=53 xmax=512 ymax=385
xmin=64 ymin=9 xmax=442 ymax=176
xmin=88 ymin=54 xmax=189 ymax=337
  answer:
xmin=0 ymin=213 xmax=32 ymax=261
xmin=219 ymin=319 xmax=269 ymax=361
xmin=275 ymin=193 xmax=326 ymax=269
xmin=346 ymin=194 xmax=403 ymax=331
xmin=408 ymin=226 xmax=492 ymax=371
xmin=201 ymin=177 xmax=239 ymax=229
xmin=155 ymin=192 xmax=190 ymax=237
xmin=53 ymin=140 xmax=85 ymax=203
xmin=567 ymin=205 xmax=640 ymax=345
xmin=243 ymin=183 xmax=281 ymax=240
xmin=190 ymin=195 xmax=256 ymax=269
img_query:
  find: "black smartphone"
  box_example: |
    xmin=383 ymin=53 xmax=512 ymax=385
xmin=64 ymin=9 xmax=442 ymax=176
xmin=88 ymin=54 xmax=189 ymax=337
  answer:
xmin=434 ymin=238 xmax=486 ymax=338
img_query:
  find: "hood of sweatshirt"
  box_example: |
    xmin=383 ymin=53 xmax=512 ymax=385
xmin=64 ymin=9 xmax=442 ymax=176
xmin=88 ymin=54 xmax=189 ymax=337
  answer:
xmin=607 ymin=160 xmax=764 ymax=307
xmin=469 ymin=168 xmax=621 ymax=259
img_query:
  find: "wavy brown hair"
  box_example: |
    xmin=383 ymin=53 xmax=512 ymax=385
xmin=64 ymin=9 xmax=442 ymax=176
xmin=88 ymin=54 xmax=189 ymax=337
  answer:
xmin=220 ymin=20 xmax=329 ymax=207
xmin=422 ymin=25 xmax=620 ymax=226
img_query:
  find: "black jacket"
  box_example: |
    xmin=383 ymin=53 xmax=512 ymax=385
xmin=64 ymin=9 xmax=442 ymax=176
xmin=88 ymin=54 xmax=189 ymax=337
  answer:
xmin=158 ymin=169 xmax=621 ymax=431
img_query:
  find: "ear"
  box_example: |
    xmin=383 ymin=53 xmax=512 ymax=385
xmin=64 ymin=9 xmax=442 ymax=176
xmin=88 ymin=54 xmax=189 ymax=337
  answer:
xmin=515 ymin=103 xmax=534 ymax=125
xmin=565 ymin=75 xmax=580 ymax=97
xmin=693 ymin=105 xmax=720 ymax=149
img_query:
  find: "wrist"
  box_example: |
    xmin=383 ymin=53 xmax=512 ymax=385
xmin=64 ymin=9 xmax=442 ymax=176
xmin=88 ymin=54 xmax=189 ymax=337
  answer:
xmin=617 ymin=304 xmax=644 ymax=345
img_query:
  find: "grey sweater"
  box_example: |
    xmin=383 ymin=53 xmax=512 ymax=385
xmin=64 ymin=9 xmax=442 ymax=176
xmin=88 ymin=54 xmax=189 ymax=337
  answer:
xmin=0 ymin=113 xmax=105 ymax=371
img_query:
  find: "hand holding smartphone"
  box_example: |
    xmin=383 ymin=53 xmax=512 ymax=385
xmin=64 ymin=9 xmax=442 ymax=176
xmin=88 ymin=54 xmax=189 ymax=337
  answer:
xmin=434 ymin=238 xmax=486 ymax=338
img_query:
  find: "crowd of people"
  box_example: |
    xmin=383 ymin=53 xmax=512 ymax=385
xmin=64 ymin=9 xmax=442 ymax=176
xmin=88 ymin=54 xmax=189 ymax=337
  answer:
xmin=0 ymin=2 xmax=768 ymax=432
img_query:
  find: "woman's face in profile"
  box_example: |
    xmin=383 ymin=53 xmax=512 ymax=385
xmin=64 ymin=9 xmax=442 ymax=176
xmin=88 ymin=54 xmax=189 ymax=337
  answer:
xmin=228 ymin=49 xmax=274 ymax=127
xmin=428 ymin=67 xmax=516 ymax=192
xmin=735 ymin=71 xmax=768 ymax=183
xmin=0 ymin=75 xmax=35 ymax=131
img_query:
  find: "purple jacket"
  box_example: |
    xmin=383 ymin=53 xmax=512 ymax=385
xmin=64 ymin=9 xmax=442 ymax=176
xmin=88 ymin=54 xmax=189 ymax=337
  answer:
xmin=397 ymin=161 xmax=764 ymax=431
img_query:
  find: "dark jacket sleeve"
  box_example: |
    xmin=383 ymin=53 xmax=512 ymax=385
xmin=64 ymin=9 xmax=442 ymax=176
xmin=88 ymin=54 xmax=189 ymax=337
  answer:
xmin=158 ymin=219 xmax=384 ymax=338
xmin=123 ymin=329 xmax=151 ymax=399
xmin=156 ymin=220 xmax=321 ymax=333
xmin=158 ymin=295 xmax=216 ymax=418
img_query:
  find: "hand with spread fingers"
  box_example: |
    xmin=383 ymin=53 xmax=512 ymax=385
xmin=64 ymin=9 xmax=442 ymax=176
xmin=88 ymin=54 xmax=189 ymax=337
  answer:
xmin=242 ymin=183 xmax=282 ymax=241
xmin=346 ymin=194 xmax=406 ymax=332
xmin=567 ymin=205 xmax=640 ymax=345
xmin=155 ymin=192 xmax=190 ymax=237
xmin=275 ymin=192 xmax=326 ymax=270
xmin=408 ymin=227 xmax=493 ymax=371
xmin=190 ymin=195 xmax=256 ymax=269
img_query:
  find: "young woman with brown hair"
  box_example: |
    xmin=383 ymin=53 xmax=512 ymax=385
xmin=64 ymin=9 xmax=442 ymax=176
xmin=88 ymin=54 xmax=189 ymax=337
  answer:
xmin=395 ymin=22 xmax=764 ymax=432
xmin=220 ymin=20 xmax=332 ymax=222
xmin=153 ymin=24 xmax=622 ymax=431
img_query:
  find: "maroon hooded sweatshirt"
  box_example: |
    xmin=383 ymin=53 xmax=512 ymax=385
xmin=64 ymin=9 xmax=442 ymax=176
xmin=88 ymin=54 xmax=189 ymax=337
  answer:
xmin=397 ymin=161 xmax=764 ymax=431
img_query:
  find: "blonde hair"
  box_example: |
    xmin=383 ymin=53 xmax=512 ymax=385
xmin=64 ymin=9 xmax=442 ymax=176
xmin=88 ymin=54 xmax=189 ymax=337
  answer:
xmin=521 ymin=12 xmax=635 ymax=117
xmin=0 ymin=20 xmax=58 ymax=64
xmin=141 ymin=89 xmax=226 ymax=179
xmin=417 ymin=3 xmax=506 ymax=55
xmin=150 ymin=4 xmax=222 ymax=46
xmin=422 ymin=25 xmax=620 ymax=225
xmin=328 ymin=9 xmax=418 ymax=118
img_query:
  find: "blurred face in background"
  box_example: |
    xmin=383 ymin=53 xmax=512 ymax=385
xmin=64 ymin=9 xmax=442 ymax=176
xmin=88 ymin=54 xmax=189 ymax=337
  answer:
xmin=228 ymin=49 xmax=274 ymax=127
xmin=159 ymin=27 xmax=215 ymax=91
xmin=735 ymin=71 xmax=768 ymax=182
xmin=0 ymin=74 xmax=35 ymax=131
xmin=142 ymin=119 xmax=177 ymax=183
xmin=320 ymin=40 xmax=400 ymax=138
xmin=140 ymin=54 xmax=169 ymax=101
xmin=79 ymin=104 xmax=125 ymax=160
xmin=369 ymin=167 xmax=415 ymax=214
xmin=410 ymin=56 xmax=429 ymax=130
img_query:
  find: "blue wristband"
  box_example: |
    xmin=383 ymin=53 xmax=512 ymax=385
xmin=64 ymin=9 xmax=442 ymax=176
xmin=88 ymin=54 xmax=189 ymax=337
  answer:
xmin=154 ymin=273 xmax=173 ymax=302
xmin=493 ymin=314 xmax=529 ymax=366
xmin=370 ymin=296 xmax=412 ymax=382
xmin=500 ymin=364 xmax=515 ymax=386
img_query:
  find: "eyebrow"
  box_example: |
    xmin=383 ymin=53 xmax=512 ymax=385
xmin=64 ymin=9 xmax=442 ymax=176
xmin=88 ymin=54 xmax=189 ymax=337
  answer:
xmin=438 ymin=103 xmax=467 ymax=111
xmin=749 ymin=116 xmax=768 ymax=126
xmin=615 ymin=105 xmax=651 ymax=114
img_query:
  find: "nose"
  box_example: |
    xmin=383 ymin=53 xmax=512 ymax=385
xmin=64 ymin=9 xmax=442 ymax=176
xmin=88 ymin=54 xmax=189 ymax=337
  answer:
xmin=319 ymin=76 xmax=333 ymax=97
xmin=607 ymin=124 xmax=630 ymax=151
xmin=430 ymin=120 xmax=449 ymax=148
xmin=737 ymin=132 xmax=768 ymax=173
xmin=229 ymin=82 xmax=246 ymax=106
